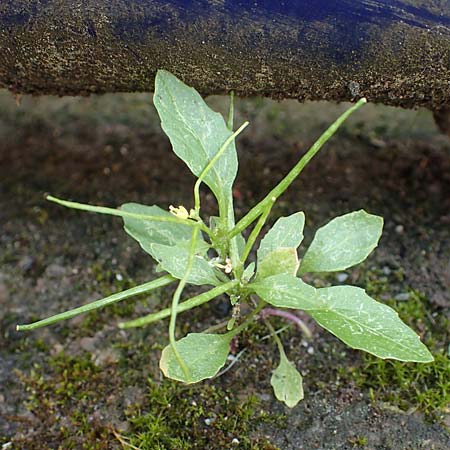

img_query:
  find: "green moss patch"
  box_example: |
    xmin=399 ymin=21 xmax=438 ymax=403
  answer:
xmin=16 ymin=353 xmax=118 ymax=449
xmin=15 ymin=342 xmax=282 ymax=449
xmin=123 ymin=380 xmax=280 ymax=450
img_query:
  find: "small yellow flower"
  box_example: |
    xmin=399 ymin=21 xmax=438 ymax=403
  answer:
xmin=213 ymin=257 xmax=233 ymax=274
xmin=224 ymin=257 xmax=233 ymax=274
xmin=169 ymin=205 xmax=189 ymax=220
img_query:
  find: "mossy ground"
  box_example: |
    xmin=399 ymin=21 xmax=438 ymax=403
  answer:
xmin=123 ymin=382 xmax=279 ymax=450
xmin=1 ymin=92 xmax=449 ymax=449
xmin=345 ymin=289 xmax=450 ymax=421
xmin=17 ymin=354 xmax=112 ymax=449
xmin=15 ymin=351 xmax=280 ymax=450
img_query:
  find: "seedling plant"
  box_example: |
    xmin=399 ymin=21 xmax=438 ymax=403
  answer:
xmin=17 ymin=71 xmax=433 ymax=407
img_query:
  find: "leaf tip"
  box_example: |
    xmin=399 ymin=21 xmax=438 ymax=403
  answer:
xmin=155 ymin=68 xmax=169 ymax=79
xmin=418 ymin=349 xmax=434 ymax=364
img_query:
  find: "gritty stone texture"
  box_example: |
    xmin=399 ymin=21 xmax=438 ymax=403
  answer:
xmin=1 ymin=1 xmax=450 ymax=110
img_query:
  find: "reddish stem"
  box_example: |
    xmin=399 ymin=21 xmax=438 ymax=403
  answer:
xmin=260 ymin=308 xmax=312 ymax=338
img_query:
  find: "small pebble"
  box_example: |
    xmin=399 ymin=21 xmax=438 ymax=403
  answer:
xmin=18 ymin=255 xmax=35 ymax=273
xmin=115 ymin=273 xmax=123 ymax=281
xmin=78 ymin=337 xmax=97 ymax=353
xmin=347 ymin=80 xmax=361 ymax=97
xmin=307 ymin=347 xmax=315 ymax=355
xmin=204 ymin=418 xmax=212 ymax=426
xmin=395 ymin=292 xmax=410 ymax=301
xmin=335 ymin=273 xmax=349 ymax=283
xmin=395 ymin=224 xmax=404 ymax=234
xmin=94 ymin=348 xmax=120 ymax=367
xmin=382 ymin=266 xmax=392 ymax=276
xmin=231 ymin=438 xmax=240 ymax=446
xmin=45 ymin=263 xmax=67 ymax=278
xmin=50 ymin=343 xmax=64 ymax=356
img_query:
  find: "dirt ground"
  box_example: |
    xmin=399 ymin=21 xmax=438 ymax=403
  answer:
xmin=0 ymin=92 xmax=449 ymax=450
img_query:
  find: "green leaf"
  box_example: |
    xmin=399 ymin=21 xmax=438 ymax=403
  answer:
xmin=234 ymin=232 xmax=246 ymax=260
xmin=242 ymin=262 xmax=256 ymax=282
xmin=253 ymin=275 xmax=432 ymax=362
xmin=154 ymin=70 xmax=238 ymax=205
xmin=271 ymin=351 xmax=304 ymax=408
xmin=256 ymin=248 xmax=299 ymax=279
xmin=150 ymin=243 xmax=221 ymax=286
xmin=209 ymin=215 xmax=227 ymax=235
xmin=258 ymin=212 xmax=305 ymax=261
xmin=160 ymin=333 xmax=232 ymax=383
xmin=121 ymin=203 xmax=215 ymax=285
xmin=311 ymin=286 xmax=434 ymax=362
xmin=256 ymin=213 xmax=304 ymax=280
xmin=299 ymin=210 xmax=383 ymax=274
xmin=122 ymin=204 xmax=188 ymax=246
xmin=122 ymin=203 xmax=209 ymax=258
xmin=251 ymin=273 xmax=318 ymax=310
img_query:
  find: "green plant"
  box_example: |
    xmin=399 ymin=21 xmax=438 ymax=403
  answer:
xmin=17 ymin=70 xmax=433 ymax=407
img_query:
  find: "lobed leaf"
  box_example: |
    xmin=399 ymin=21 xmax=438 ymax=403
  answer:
xmin=271 ymin=351 xmax=304 ymax=408
xmin=160 ymin=332 xmax=232 ymax=383
xmin=154 ymin=70 xmax=238 ymax=205
xmin=299 ymin=210 xmax=383 ymax=274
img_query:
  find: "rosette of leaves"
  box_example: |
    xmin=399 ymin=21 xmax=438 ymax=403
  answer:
xmin=17 ymin=71 xmax=433 ymax=408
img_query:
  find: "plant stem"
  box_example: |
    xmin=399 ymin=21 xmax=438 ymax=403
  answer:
xmin=168 ymin=226 xmax=200 ymax=380
xmin=119 ymin=281 xmax=239 ymax=329
xmin=111 ymin=428 xmax=141 ymax=450
xmin=263 ymin=318 xmax=286 ymax=357
xmin=16 ymin=275 xmax=175 ymax=331
xmin=227 ymin=198 xmax=241 ymax=276
xmin=228 ymin=98 xmax=367 ymax=239
xmin=224 ymin=91 xmax=242 ymax=274
xmin=202 ymin=319 xmax=229 ymax=334
xmin=240 ymin=196 xmax=275 ymax=264
xmin=193 ymin=121 xmax=249 ymax=213
xmin=227 ymin=91 xmax=234 ymax=130
xmin=260 ymin=308 xmax=312 ymax=338
xmin=228 ymin=300 xmax=266 ymax=337
xmin=46 ymin=195 xmax=211 ymax=235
